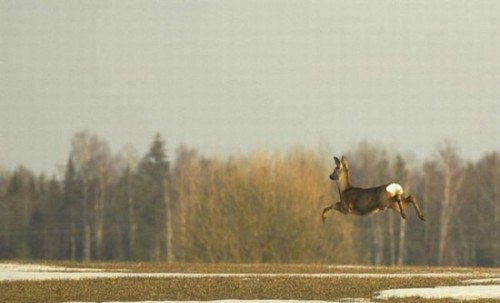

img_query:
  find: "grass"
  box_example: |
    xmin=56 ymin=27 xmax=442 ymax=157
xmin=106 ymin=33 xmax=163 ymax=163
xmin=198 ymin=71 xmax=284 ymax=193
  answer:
xmin=1 ymin=261 xmax=499 ymax=303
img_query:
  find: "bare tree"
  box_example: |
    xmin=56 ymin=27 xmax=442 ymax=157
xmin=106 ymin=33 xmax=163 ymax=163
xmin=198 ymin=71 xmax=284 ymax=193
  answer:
xmin=436 ymin=142 xmax=465 ymax=265
xmin=171 ymin=146 xmax=202 ymax=261
xmin=70 ymin=131 xmax=112 ymax=260
xmin=474 ymin=152 xmax=500 ymax=266
xmin=393 ymin=155 xmax=411 ymax=265
xmin=164 ymin=174 xmax=174 ymax=262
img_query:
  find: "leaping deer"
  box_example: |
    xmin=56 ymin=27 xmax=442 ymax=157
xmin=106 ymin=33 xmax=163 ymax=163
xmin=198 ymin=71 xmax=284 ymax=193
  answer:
xmin=322 ymin=156 xmax=425 ymax=222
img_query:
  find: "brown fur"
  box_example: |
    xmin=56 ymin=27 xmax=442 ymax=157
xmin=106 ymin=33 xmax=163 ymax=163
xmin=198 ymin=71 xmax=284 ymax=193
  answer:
xmin=322 ymin=156 xmax=425 ymax=222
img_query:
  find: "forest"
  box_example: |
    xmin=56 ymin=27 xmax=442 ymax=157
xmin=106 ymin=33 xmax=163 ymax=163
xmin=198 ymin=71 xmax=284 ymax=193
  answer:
xmin=0 ymin=131 xmax=499 ymax=267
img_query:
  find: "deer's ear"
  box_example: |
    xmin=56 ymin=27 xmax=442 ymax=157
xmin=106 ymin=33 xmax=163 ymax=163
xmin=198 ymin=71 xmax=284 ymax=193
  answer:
xmin=334 ymin=157 xmax=341 ymax=166
xmin=341 ymin=156 xmax=349 ymax=169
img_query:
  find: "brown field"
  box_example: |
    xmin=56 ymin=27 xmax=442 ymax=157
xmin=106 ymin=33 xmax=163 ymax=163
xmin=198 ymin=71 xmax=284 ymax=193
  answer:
xmin=1 ymin=261 xmax=499 ymax=303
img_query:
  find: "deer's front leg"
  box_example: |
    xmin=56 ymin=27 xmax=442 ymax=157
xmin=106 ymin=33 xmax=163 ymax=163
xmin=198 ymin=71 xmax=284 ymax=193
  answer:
xmin=322 ymin=201 xmax=348 ymax=222
xmin=321 ymin=206 xmax=333 ymax=222
xmin=334 ymin=201 xmax=349 ymax=215
xmin=405 ymin=195 xmax=425 ymax=221
xmin=336 ymin=183 xmax=349 ymax=215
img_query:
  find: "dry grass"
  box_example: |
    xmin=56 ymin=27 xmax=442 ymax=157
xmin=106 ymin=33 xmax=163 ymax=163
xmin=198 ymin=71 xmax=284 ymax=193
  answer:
xmin=1 ymin=262 xmax=499 ymax=303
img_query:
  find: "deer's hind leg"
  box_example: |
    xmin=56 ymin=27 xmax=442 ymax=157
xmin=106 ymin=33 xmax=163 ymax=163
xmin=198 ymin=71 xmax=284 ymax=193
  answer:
xmin=388 ymin=201 xmax=403 ymax=218
xmin=388 ymin=194 xmax=406 ymax=219
xmin=404 ymin=195 xmax=425 ymax=221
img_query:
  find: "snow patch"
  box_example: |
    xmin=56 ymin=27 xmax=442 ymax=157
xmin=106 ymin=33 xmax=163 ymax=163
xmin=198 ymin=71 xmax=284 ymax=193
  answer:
xmin=66 ymin=300 xmax=371 ymax=303
xmin=327 ymin=265 xmax=375 ymax=270
xmin=0 ymin=263 xmax=104 ymax=272
xmin=2 ymin=263 xmax=498 ymax=281
xmin=376 ymin=285 xmax=500 ymax=300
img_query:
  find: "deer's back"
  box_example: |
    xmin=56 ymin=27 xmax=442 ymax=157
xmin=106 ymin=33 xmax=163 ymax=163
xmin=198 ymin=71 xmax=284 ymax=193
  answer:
xmin=343 ymin=184 xmax=394 ymax=215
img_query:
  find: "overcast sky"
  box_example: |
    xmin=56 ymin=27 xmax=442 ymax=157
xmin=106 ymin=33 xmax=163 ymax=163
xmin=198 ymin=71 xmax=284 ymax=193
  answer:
xmin=1 ymin=1 xmax=499 ymax=174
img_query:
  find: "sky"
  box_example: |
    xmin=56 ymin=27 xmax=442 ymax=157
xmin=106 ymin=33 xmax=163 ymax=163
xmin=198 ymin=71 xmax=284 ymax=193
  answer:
xmin=1 ymin=1 xmax=499 ymax=174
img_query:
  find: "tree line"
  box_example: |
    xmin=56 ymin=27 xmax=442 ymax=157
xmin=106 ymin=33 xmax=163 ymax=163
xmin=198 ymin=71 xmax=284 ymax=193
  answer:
xmin=0 ymin=132 xmax=499 ymax=266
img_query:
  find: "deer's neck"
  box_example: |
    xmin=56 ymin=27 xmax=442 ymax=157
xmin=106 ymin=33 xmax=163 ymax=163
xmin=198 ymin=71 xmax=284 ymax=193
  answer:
xmin=337 ymin=173 xmax=351 ymax=192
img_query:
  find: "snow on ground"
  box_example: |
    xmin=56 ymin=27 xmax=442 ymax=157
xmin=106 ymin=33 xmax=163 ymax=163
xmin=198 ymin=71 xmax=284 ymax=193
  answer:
xmin=464 ymin=278 xmax=500 ymax=284
xmin=2 ymin=263 xmax=500 ymax=302
xmin=376 ymin=285 xmax=500 ymax=300
xmin=0 ymin=263 xmax=105 ymax=272
xmin=0 ymin=263 xmax=171 ymax=281
xmin=65 ymin=300 xmax=371 ymax=303
xmin=1 ymin=263 xmax=499 ymax=281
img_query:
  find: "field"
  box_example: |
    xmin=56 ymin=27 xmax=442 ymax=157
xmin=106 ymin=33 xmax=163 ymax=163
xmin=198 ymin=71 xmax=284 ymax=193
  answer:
xmin=1 ymin=262 xmax=500 ymax=303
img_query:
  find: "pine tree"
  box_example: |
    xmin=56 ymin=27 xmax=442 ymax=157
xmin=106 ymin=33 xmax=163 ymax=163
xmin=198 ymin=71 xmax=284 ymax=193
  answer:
xmin=137 ymin=133 xmax=170 ymax=261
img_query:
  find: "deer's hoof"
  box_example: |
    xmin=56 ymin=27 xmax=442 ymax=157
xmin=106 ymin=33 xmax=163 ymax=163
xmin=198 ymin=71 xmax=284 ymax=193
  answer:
xmin=401 ymin=213 xmax=407 ymax=220
xmin=419 ymin=214 xmax=426 ymax=221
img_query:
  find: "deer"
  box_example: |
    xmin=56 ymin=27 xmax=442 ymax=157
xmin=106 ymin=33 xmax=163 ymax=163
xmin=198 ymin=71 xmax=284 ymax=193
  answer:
xmin=322 ymin=156 xmax=425 ymax=222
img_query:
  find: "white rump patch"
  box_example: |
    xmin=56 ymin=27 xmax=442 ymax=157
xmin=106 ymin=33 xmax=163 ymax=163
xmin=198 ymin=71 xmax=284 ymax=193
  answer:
xmin=386 ymin=183 xmax=403 ymax=196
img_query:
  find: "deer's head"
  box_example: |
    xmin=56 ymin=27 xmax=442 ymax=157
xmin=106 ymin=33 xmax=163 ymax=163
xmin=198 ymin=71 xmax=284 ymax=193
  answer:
xmin=330 ymin=156 xmax=349 ymax=182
